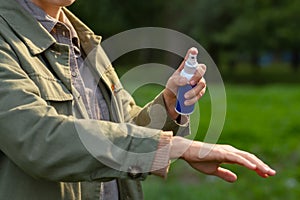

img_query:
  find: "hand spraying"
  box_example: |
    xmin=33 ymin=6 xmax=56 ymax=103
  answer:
xmin=175 ymin=50 xmax=198 ymax=115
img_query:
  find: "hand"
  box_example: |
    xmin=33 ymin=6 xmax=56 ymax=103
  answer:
xmin=163 ymin=47 xmax=207 ymax=120
xmin=170 ymin=136 xmax=276 ymax=182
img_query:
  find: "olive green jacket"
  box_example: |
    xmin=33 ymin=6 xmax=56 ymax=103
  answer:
xmin=0 ymin=0 xmax=189 ymax=199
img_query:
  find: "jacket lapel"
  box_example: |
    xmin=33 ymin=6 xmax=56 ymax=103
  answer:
xmin=0 ymin=0 xmax=55 ymax=55
xmin=1 ymin=0 xmax=73 ymax=91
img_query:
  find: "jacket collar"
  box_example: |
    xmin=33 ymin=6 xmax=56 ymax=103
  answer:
xmin=15 ymin=0 xmax=57 ymax=33
xmin=62 ymin=8 xmax=102 ymax=56
xmin=0 ymin=0 xmax=101 ymax=55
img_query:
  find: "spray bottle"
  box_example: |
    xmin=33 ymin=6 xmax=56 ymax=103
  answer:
xmin=175 ymin=51 xmax=198 ymax=115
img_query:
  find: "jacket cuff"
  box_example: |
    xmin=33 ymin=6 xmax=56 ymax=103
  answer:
xmin=150 ymin=131 xmax=173 ymax=178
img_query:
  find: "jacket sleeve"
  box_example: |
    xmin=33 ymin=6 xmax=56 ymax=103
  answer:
xmin=131 ymin=92 xmax=190 ymax=136
xmin=0 ymin=38 xmax=164 ymax=182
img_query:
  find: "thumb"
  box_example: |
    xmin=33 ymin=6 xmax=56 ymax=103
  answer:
xmin=213 ymin=167 xmax=237 ymax=183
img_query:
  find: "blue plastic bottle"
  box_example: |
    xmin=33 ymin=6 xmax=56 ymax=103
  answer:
xmin=175 ymin=52 xmax=198 ymax=115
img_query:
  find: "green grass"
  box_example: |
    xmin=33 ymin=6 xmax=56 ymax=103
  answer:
xmin=127 ymin=83 xmax=300 ymax=200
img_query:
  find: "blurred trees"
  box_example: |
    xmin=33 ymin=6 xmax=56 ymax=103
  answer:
xmin=214 ymin=0 xmax=300 ymax=71
xmin=69 ymin=0 xmax=300 ymax=70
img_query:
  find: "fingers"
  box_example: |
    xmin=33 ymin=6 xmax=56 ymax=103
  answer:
xmin=234 ymin=150 xmax=277 ymax=177
xmin=223 ymin=151 xmax=257 ymax=171
xmin=189 ymin=64 xmax=206 ymax=86
xmin=184 ymin=77 xmax=206 ymax=106
xmin=183 ymin=64 xmax=206 ymax=106
xmin=221 ymin=145 xmax=276 ymax=177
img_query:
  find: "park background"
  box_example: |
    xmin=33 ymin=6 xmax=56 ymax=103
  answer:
xmin=70 ymin=0 xmax=300 ymax=199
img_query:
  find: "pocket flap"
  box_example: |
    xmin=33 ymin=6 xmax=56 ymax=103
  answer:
xmin=29 ymin=74 xmax=73 ymax=101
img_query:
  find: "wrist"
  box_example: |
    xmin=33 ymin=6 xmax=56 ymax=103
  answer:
xmin=170 ymin=136 xmax=193 ymax=159
xmin=162 ymin=89 xmax=179 ymax=120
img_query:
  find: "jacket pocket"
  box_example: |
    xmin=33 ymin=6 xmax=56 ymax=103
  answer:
xmin=28 ymin=74 xmax=73 ymax=101
xmin=28 ymin=73 xmax=74 ymax=115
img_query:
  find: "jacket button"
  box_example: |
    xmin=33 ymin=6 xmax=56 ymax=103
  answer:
xmin=127 ymin=166 xmax=142 ymax=179
xmin=71 ymin=71 xmax=78 ymax=77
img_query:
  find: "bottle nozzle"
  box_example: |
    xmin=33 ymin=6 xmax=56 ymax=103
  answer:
xmin=186 ymin=52 xmax=198 ymax=67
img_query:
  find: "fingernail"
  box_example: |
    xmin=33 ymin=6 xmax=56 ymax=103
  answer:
xmin=264 ymin=174 xmax=269 ymax=178
xmin=269 ymin=169 xmax=276 ymax=175
xmin=190 ymin=47 xmax=198 ymax=54
xmin=190 ymin=80 xmax=196 ymax=86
